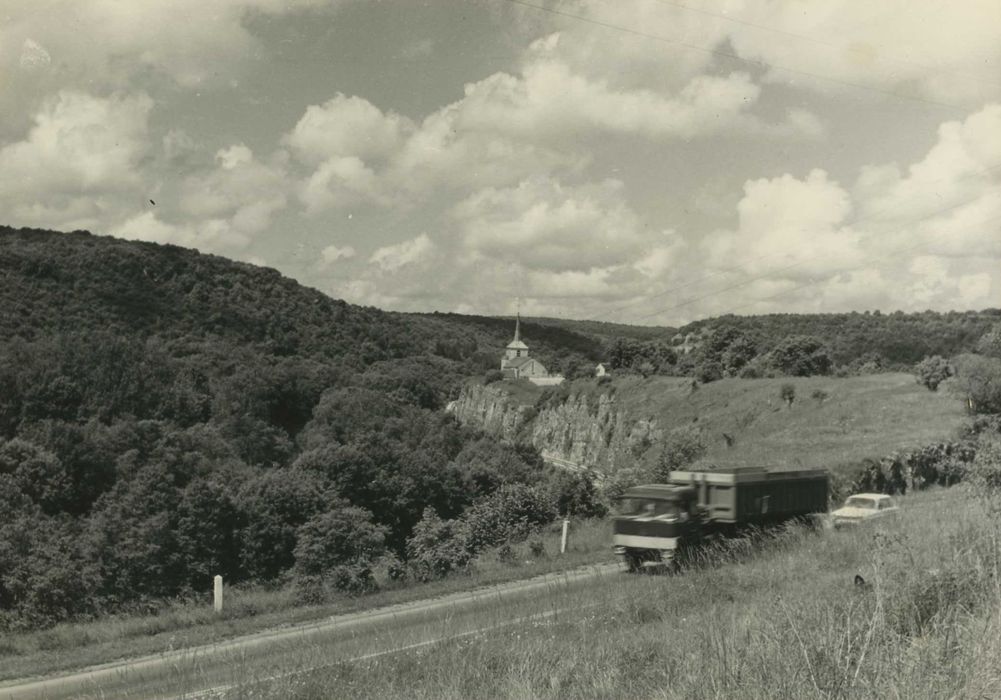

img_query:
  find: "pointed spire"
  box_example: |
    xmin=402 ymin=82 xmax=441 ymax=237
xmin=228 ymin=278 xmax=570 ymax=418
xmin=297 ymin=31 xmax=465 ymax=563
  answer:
xmin=514 ymin=306 xmax=521 ymax=343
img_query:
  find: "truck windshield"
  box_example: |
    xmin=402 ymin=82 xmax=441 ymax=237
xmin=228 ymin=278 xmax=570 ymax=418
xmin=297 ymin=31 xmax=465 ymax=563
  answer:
xmin=616 ymin=498 xmax=681 ymax=517
xmin=845 ymin=496 xmax=878 ymax=509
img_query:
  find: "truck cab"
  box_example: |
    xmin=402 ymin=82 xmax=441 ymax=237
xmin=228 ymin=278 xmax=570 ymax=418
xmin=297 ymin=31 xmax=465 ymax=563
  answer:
xmin=612 ymin=484 xmax=704 ymax=572
xmin=612 ymin=468 xmax=829 ymax=573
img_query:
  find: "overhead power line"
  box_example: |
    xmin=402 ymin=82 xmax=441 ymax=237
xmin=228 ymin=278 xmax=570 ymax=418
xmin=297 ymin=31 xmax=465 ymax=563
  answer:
xmin=505 ymin=0 xmax=972 ymax=111
xmin=646 ymin=0 xmax=1001 ymax=94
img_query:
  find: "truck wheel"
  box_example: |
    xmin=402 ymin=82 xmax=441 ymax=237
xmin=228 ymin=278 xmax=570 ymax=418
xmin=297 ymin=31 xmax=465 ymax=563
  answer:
xmin=624 ymin=552 xmax=642 ymax=573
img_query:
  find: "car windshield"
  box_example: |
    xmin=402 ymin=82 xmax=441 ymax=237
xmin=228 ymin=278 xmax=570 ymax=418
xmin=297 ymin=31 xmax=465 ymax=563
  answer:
xmin=616 ymin=498 xmax=681 ymax=517
xmin=845 ymin=496 xmax=878 ymax=509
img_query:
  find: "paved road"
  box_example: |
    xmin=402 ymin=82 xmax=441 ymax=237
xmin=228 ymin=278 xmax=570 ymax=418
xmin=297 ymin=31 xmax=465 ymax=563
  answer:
xmin=0 ymin=563 xmax=622 ymax=700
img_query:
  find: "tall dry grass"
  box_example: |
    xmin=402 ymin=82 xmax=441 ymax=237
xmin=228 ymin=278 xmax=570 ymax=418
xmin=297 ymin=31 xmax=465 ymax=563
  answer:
xmin=227 ymin=485 xmax=1001 ymax=700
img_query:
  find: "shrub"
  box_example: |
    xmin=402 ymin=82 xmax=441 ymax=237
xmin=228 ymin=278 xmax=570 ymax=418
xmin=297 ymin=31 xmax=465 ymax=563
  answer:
xmin=768 ymin=336 xmax=833 ymax=376
xmin=914 ymin=355 xmax=952 ymax=391
xmin=292 ymin=507 xmax=388 ymax=594
xmin=463 ymin=484 xmax=557 ymax=551
xmin=546 ymin=469 xmax=608 ymax=519
xmin=695 ymin=360 xmax=723 ymax=384
xmin=810 ymin=388 xmax=829 ymax=404
xmin=951 ymin=354 xmax=1001 ymax=414
xmin=483 ymin=369 xmax=505 ymax=385
xmin=967 ymin=435 xmax=1001 ymax=493
xmin=779 ymin=383 xmax=796 ymax=407
xmin=405 ymin=508 xmax=474 ymax=582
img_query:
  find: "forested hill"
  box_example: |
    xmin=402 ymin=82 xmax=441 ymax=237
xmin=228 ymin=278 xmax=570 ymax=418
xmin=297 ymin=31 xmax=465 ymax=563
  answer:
xmin=0 ymin=226 xmax=605 ymax=629
xmin=680 ymin=311 xmax=1001 ymax=369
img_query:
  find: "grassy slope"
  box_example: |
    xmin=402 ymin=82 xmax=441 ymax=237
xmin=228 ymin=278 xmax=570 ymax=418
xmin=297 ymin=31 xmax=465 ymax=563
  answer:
xmin=619 ymin=373 xmax=968 ymax=471
xmin=241 ymin=485 xmax=1001 ymax=699
xmin=501 ymin=373 xmax=967 ymax=473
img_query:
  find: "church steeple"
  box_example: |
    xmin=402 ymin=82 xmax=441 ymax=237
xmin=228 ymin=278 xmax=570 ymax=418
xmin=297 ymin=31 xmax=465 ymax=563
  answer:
xmin=502 ymin=301 xmax=529 ymax=364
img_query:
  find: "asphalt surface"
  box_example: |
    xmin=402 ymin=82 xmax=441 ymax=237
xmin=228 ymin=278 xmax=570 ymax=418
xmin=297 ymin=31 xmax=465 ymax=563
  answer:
xmin=0 ymin=562 xmax=622 ymax=700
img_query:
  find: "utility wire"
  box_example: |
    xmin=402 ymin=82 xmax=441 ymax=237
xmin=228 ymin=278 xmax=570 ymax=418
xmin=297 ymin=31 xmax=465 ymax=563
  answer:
xmin=505 ymin=0 xmax=971 ymax=111
xmin=645 ymin=0 xmax=1001 ymax=93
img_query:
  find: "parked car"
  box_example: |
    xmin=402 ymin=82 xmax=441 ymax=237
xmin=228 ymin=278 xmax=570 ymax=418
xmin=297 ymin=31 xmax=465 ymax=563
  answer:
xmin=832 ymin=493 xmax=899 ymax=528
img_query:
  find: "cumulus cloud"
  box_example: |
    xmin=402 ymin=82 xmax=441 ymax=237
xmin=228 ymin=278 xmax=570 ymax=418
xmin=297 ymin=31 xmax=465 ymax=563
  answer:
xmin=0 ymin=90 xmax=153 ymax=230
xmin=454 ymin=58 xmax=762 ymax=140
xmin=452 ymin=177 xmax=658 ymax=272
xmin=179 ymin=144 xmax=289 ymax=237
xmin=529 ymin=0 xmax=1001 ymax=104
xmin=0 ymin=0 xmax=335 ymax=88
xmin=855 ymin=104 xmax=1001 ymax=259
xmin=0 ymin=90 xmax=152 ymax=196
xmin=284 ymin=94 xmax=411 ymax=167
xmin=283 ymin=30 xmax=820 ymax=215
xmin=704 ymin=169 xmax=863 ymax=280
xmin=724 ymin=0 xmax=1001 ymax=103
xmin=369 ymin=233 xmax=435 ymax=272
xmin=110 ymin=211 xmax=253 ymax=251
xmin=319 ymin=244 xmax=357 ymax=266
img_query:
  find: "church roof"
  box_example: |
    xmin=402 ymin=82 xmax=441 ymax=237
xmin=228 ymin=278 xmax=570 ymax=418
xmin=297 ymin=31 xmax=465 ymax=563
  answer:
xmin=506 ymin=339 xmax=529 ymax=350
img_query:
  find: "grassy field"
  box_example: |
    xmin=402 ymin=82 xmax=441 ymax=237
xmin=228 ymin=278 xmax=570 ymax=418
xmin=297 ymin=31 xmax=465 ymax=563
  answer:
xmin=226 ymin=484 xmax=1001 ymax=699
xmin=0 ymin=519 xmax=615 ymax=682
xmin=565 ymin=372 xmax=967 ymax=474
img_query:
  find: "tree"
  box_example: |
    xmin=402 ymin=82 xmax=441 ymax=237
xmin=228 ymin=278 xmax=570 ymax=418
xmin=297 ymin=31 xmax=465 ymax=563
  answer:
xmin=292 ymin=506 xmax=387 ymax=593
xmin=462 ymin=484 xmax=557 ymax=551
xmin=951 ymin=354 xmax=1001 ymax=414
xmin=653 ymin=426 xmax=707 ymax=480
xmin=914 ymin=355 xmax=952 ymax=391
xmin=975 ymin=323 xmax=1001 ymax=359
xmin=546 ymin=470 xmax=607 ymax=519
xmin=768 ymin=336 xmax=833 ymax=376
xmin=235 ymin=470 xmax=331 ymax=581
xmin=0 ymin=439 xmax=72 ymax=515
xmin=405 ymin=508 xmax=474 ymax=582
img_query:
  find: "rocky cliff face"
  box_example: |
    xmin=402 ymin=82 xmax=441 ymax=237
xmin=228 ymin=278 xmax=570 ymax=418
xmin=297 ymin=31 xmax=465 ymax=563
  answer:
xmin=450 ymin=382 xmax=661 ymax=474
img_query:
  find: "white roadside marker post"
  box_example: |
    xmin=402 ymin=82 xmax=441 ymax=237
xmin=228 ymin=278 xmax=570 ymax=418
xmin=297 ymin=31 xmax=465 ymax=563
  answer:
xmin=560 ymin=519 xmax=569 ymax=554
xmin=214 ymin=575 xmax=223 ymax=613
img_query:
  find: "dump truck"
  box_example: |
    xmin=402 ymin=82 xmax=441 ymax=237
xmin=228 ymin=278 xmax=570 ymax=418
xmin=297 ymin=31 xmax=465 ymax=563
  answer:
xmin=612 ymin=467 xmax=829 ymax=572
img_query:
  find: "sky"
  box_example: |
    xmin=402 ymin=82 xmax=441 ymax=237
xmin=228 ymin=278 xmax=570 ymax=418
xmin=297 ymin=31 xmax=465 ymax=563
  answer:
xmin=2 ymin=0 xmax=1000 ymax=326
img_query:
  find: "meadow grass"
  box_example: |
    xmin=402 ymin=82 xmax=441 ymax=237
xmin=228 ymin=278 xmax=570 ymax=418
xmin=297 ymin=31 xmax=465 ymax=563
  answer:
xmin=0 ymin=518 xmax=615 ymax=681
xmin=610 ymin=373 xmax=967 ymax=473
xmin=231 ymin=485 xmax=1001 ymax=700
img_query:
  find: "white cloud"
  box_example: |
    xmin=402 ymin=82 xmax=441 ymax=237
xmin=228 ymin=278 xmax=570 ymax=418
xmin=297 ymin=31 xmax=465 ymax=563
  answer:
xmin=178 ymin=144 xmax=288 ymax=237
xmin=725 ymin=0 xmax=1001 ymax=103
xmin=704 ymin=169 xmax=863 ymax=280
xmin=454 ymin=58 xmax=763 ymax=140
xmin=320 ymin=244 xmax=356 ymax=266
xmin=1 ymin=0 xmax=335 ymax=88
xmin=110 ymin=211 xmax=252 ymax=251
xmin=855 ymin=104 xmax=1001 ymax=259
xmin=0 ymin=90 xmax=152 ymax=197
xmin=369 ymin=233 xmax=435 ymax=271
xmin=284 ymin=94 xmax=412 ymax=167
xmin=451 ymin=177 xmax=653 ymax=272
xmin=0 ymin=90 xmax=153 ymax=230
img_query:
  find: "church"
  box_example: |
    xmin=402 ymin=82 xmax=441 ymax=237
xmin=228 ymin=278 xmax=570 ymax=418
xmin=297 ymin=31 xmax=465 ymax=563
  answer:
xmin=500 ymin=314 xmax=564 ymax=385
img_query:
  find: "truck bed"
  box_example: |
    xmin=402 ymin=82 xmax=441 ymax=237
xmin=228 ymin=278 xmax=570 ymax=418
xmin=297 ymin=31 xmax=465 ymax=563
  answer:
xmin=669 ymin=467 xmax=828 ymax=525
